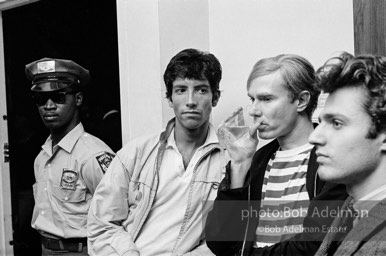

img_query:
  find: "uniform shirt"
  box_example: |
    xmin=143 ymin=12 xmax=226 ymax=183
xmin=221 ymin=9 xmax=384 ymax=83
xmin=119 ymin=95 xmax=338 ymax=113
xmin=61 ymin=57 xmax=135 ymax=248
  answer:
xmin=254 ymin=143 xmax=313 ymax=247
xmin=135 ymin=128 xmax=217 ymax=255
xmin=32 ymin=123 xmax=114 ymax=239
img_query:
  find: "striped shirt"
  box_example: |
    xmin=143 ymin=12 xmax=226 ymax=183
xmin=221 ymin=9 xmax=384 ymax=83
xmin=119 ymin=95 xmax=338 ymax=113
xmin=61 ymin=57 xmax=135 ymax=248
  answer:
xmin=254 ymin=143 xmax=313 ymax=248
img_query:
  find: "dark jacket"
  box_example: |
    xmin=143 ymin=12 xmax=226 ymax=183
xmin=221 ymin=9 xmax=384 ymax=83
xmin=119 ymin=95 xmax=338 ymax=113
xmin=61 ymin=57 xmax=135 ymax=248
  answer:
xmin=315 ymin=197 xmax=386 ymax=256
xmin=205 ymin=139 xmax=348 ymax=256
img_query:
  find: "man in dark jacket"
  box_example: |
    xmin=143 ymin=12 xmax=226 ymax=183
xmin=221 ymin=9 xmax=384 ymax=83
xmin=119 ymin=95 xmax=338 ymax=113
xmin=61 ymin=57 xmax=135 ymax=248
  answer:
xmin=311 ymin=53 xmax=386 ymax=256
xmin=205 ymin=54 xmax=347 ymax=256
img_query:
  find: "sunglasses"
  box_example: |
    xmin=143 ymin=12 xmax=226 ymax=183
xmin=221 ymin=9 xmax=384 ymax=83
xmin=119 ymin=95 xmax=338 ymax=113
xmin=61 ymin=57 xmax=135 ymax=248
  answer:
xmin=31 ymin=91 xmax=76 ymax=106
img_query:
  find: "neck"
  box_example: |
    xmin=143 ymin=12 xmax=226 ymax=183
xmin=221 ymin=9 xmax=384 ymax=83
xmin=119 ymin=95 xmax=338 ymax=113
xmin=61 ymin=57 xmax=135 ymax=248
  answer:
xmin=277 ymin=115 xmax=314 ymax=150
xmin=174 ymin=121 xmax=209 ymax=152
xmin=346 ymin=159 xmax=386 ymax=200
xmin=51 ymin=120 xmax=80 ymax=147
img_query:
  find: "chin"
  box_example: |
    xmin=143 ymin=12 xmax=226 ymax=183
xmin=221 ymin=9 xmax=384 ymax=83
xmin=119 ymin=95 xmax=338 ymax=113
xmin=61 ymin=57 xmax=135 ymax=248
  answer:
xmin=258 ymin=131 xmax=275 ymax=140
xmin=182 ymin=123 xmax=201 ymax=130
xmin=317 ymin=167 xmax=342 ymax=183
xmin=181 ymin=119 xmax=206 ymax=129
xmin=44 ymin=122 xmax=58 ymax=130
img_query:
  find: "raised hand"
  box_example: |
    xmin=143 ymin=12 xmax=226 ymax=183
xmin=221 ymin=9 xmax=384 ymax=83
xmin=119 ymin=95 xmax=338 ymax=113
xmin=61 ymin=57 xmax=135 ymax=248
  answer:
xmin=217 ymin=107 xmax=260 ymax=188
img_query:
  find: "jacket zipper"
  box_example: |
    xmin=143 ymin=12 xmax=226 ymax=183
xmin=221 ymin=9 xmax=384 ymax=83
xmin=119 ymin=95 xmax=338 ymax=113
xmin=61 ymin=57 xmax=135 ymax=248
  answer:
xmin=173 ymin=145 xmax=221 ymax=252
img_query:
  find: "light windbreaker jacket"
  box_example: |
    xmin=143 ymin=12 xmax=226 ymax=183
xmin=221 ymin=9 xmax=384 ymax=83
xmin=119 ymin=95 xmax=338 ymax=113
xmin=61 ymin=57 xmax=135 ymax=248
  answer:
xmin=87 ymin=118 xmax=226 ymax=256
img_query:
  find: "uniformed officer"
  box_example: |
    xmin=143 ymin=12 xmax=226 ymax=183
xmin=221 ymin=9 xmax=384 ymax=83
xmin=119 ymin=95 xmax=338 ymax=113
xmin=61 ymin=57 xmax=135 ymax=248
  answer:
xmin=26 ymin=58 xmax=115 ymax=255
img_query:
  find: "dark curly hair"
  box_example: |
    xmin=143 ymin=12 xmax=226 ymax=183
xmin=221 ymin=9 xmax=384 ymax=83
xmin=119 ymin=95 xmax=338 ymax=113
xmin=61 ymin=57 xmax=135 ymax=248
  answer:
xmin=316 ymin=52 xmax=386 ymax=138
xmin=163 ymin=48 xmax=222 ymax=104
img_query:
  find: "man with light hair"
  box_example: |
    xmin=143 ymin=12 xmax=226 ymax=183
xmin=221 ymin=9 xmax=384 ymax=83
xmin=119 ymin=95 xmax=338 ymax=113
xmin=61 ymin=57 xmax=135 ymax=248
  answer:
xmin=206 ymin=54 xmax=347 ymax=256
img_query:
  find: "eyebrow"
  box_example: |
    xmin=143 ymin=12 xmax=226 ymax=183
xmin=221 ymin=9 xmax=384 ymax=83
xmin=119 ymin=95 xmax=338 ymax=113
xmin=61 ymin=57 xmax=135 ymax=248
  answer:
xmin=173 ymin=83 xmax=210 ymax=88
xmin=247 ymin=92 xmax=274 ymax=97
xmin=320 ymin=112 xmax=349 ymax=121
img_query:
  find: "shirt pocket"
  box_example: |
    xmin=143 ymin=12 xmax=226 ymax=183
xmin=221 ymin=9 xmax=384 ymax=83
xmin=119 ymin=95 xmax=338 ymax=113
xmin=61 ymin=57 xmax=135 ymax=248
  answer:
xmin=51 ymin=184 xmax=88 ymax=229
xmin=51 ymin=184 xmax=87 ymax=203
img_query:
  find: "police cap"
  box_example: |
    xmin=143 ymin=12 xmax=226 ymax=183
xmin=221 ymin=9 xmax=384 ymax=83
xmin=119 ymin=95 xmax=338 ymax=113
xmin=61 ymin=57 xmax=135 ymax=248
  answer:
xmin=25 ymin=58 xmax=90 ymax=92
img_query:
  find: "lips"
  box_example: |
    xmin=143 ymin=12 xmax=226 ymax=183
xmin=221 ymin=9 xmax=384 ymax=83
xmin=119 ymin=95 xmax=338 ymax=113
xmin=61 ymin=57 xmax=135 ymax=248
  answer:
xmin=252 ymin=118 xmax=266 ymax=128
xmin=183 ymin=111 xmax=201 ymax=116
xmin=315 ymin=151 xmax=329 ymax=163
xmin=315 ymin=151 xmax=328 ymax=157
xmin=43 ymin=113 xmax=58 ymax=121
xmin=257 ymin=123 xmax=268 ymax=130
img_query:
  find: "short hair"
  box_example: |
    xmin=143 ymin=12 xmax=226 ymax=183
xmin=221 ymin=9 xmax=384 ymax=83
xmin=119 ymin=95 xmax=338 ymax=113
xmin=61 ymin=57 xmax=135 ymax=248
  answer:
xmin=163 ymin=48 xmax=222 ymax=103
xmin=246 ymin=54 xmax=319 ymax=118
xmin=316 ymin=52 xmax=386 ymax=138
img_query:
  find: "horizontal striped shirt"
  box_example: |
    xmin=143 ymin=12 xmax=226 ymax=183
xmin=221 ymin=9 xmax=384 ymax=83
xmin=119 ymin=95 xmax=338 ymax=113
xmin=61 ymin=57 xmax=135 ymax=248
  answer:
xmin=254 ymin=143 xmax=313 ymax=248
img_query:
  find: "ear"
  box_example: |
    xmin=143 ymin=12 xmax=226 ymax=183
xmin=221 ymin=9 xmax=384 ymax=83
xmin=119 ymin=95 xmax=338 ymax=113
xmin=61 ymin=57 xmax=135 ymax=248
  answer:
xmin=297 ymin=90 xmax=310 ymax=113
xmin=75 ymin=92 xmax=83 ymax=107
xmin=212 ymin=98 xmax=218 ymax=107
xmin=380 ymin=133 xmax=386 ymax=152
xmin=168 ymin=98 xmax=174 ymax=108
xmin=212 ymin=91 xmax=220 ymax=107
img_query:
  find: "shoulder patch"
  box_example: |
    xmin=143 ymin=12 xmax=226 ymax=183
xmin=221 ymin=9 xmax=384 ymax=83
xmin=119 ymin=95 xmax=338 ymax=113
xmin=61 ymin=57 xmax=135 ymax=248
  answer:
xmin=96 ymin=152 xmax=115 ymax=173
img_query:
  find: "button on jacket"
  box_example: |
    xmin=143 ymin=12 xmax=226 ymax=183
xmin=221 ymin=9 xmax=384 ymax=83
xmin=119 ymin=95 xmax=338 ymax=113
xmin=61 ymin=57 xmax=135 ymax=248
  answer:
xmin=87 ymin=118 xmax=226 ymax=256
xmin=32 ymin=123 xmax=114 ymax=238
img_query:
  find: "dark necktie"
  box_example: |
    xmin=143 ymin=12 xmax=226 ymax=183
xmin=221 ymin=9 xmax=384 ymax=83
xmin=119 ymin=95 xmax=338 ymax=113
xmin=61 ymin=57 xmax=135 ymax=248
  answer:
xmin=325 ymin=201 xmax=357 ymax=255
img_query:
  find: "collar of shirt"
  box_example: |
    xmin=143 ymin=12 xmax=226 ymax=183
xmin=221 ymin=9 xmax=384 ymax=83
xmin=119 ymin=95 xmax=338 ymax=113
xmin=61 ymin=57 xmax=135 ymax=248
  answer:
xmin=165 ymin=123 xmax=218 ymax=151
xmin=353 ymin=184 xmax=386 ymax=219
xmin=275 ymin=143 xmax=313 ymax=158
xmin=42 ymin=123 xmax=84 ymax=156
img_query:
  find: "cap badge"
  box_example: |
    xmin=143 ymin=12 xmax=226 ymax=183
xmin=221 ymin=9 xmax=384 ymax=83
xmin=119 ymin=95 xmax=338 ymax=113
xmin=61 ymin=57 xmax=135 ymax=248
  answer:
xmin=37 ymin=60 xmax=55 ymax=73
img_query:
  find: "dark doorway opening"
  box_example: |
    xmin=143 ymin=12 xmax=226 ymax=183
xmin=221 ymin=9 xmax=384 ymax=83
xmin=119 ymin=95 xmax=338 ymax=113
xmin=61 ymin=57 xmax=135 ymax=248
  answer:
xmin=2 ymin=0 xmax=121 ymax=255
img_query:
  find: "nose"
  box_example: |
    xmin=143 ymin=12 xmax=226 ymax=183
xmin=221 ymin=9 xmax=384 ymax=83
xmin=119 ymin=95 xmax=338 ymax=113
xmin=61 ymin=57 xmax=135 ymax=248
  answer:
xmin=186 ymin=90 xmax=197 ymax=108
xmin=43 ymin=98 xmax=57 ymax=110
xmin=308 ymin=124 xmax=325 ymax=146
xmin=247 ymin=103 xmax=262 ymax=117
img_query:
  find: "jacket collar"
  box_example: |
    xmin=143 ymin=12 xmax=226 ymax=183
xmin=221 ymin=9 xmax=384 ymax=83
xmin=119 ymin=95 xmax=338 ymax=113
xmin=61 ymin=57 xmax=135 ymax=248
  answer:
xmin=159 ymin=118 xmax=176 ymax=145
xmin=343 ymin=197 xmax=386 ymax=242
xmin=160 ymin=118 xmax=219 ymax=149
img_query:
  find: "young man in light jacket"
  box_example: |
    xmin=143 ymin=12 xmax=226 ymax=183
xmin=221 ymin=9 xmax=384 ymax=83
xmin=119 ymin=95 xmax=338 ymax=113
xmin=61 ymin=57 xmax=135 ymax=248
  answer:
xmin=87 ymin=48 xmax=226 ymax=256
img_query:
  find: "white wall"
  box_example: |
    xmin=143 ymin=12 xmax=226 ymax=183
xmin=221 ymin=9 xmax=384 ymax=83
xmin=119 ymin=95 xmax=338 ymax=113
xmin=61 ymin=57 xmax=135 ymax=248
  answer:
xmin=116 ymin=0 xmax=354 ymax=144
xmin=116 ymin=0 xmax=164 ymax=144
xmin=208 ymin=0 xmax=354 ymax=129
xmin=158 ymin=0 xmax=210 ymax=127
xmin=117 ymin=0 xmax=211 ymax=143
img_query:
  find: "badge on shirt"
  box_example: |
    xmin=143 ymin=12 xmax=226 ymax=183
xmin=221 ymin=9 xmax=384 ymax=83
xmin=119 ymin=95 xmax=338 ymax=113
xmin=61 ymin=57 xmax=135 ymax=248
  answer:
xmin=60 ymin=169 xmax=79 ymax=190
xmin=96 ymin=152 xmax=114 ymax=173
